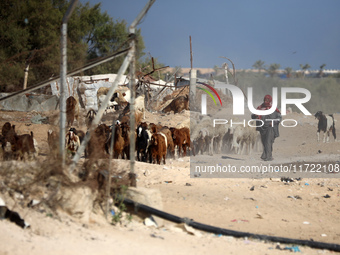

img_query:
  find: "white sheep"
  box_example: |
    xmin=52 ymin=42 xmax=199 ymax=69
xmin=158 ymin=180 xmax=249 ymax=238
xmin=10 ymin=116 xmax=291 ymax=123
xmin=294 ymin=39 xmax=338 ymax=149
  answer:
xmin=134 ymin=95 xmax=146 ymax=119
xmin=229 ymin=125 xmax=260 ymax=155
xmin=98 ymin=94 xmax=117 ymax=114
xmin=191 ymin=115 xmax=230 ymax=155
xmin=33 ymin=138 xmax=39 ymax=158
xmin=96 ymin=86 xmax=131 ymax=110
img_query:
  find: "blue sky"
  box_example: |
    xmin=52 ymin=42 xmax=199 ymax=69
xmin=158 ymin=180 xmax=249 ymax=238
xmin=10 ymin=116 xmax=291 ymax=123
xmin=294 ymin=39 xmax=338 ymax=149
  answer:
xmin=80 ymin=0 xmax=340 ymax=71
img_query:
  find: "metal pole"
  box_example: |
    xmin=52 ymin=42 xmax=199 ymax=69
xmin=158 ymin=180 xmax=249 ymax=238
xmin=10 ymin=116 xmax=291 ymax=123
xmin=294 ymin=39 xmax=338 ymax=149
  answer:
xmin=60 ymin=23 xmax=67 ymax=167
xmin=130 ymin=0 xmax=155 ymax=28
xmin=60 ymin=0 xmax=78 ymax=167
xmin=128 ymin=0 xmax=156 ymax=175
xmin=128 ymin=35 xmax=136 ymax=175
xmin=106 ymin=119 xmax=116 ymax=220
xmin=189 ymin=36 xmax=196 ymax=111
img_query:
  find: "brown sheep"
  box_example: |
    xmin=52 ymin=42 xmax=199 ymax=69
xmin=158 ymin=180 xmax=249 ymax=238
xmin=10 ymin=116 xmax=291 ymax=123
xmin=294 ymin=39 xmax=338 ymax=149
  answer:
xmin=0 ymin=135 xmax=5 ymax=160
xmin=2 ymin=122 xmax=12 ymax=137
xmin=118 ymin=110 xmax=143 ymax=128
xmin=149 ymin=133 xmax=167 ymax=165
xmin=2 ymin=122 xmax=17 ymax=159
xmin=149 ymin=123 xmax=163 ymax=134
xmin=159 ymin=127 xmax=175 ymax=158
xmin=66 ymin=96 xmax=79 ymax=127
xmin=15 ymin=132 xmax=36 ymax=160
xmin=162 ymin=95 xmax=189 ymax=114
xmin=170 ymin=127 xmax=192 ymax=157
xmin=111 ymin=123 xmax=125 ymax=159
xmin=87 ymin=124 xmax=111 ymax=159
xmin=73 ymin=128 xmax=85 ymax=144
xmin=120 ymin=122 xmax=130 ymax=159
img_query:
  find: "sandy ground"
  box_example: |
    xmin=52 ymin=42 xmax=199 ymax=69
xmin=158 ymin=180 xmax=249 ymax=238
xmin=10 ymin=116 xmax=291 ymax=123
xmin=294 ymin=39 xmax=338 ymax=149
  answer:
xmin=0 ymin=108 xmax=340 ymax=255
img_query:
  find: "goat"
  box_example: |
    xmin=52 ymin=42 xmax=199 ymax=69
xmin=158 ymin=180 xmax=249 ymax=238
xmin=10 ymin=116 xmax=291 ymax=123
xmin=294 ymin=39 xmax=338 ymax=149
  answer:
xmin=73 ymin=128 xmax=85 ymax=144
xmin=0 ymin=134 xmax=12 ymax=160
xmin=136 ymin=122 xmax=151 ymax=162
xmin=87 ymin=124 xmax=111 ymax=159
xmin=112 ymin=89 xmax=130 ymax=110
xmin=0 ymin=135 xmax=5 ymax=160
xmin=170 ymin=127 xmax=192 ymax=157
xmin=111 ymin=123 xmax=125 ymax=159
xmin=15 ymin=132 xmax=36 ymax=160
xmin=120 ymin=122 xmax=130 ymax=159
xmin=162 ymin=95 xmax=189 ymax=114
xmin=66 ymin=96 xmax=79 ymax=127
xmin=2 ymin=122 xmax=17 ymax=159
xmin=149 ymin=123 xmax=163 ymax=134
xmin=97 ymin=93 xmax=118 ymax=114
xmin=2 ymin=122 xmax=12 ymax=137
xmin=97 ymin=87 xmax=130 ymax=111
xmin=149 ymin=133 xmax=167 ymax=165
xmin=315 ymin=111 xmax=336 ymax=142
xmin=159 ymin=127 xmax=175 ymax=158
xmin=65 ymin=128 xmax=80 ymax=157
xmin=118 ymin=109 xmax=143 ymax=129
xmin=86 ymin=109 xmax=97 ymax=128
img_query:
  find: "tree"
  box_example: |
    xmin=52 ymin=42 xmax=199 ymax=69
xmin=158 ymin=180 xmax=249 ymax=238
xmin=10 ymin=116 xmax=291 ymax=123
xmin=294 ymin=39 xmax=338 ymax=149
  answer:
xmin=0 ymin=0 xmax=146 ymax=91
xmin=299 ymin=63 xmax=311 ymax=78
xmin=252 ymin=60 xmax=265 ymax=73
xmin=284 ymin=67 xmax=293 ymax=78
xmin=267 ymin=63 xmax=281 ymax=77
xmin=70 ymin=2 xmax=145 ymax=75
xmin=0 ymin=0 xmax=64 ymax=91
xmin=318 ymin=64 xmax=326 ymax=78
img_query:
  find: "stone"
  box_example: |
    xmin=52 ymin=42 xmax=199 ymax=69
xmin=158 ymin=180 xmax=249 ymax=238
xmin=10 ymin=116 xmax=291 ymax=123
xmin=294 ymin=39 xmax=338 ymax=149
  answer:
xmin=125 ymin=187 xmax=164 ymax=227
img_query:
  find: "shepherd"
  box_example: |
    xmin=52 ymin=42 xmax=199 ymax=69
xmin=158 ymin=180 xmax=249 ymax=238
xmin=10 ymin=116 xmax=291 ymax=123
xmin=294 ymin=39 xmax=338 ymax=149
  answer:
xmin=253 ymin=95 xmax=282 ymax=161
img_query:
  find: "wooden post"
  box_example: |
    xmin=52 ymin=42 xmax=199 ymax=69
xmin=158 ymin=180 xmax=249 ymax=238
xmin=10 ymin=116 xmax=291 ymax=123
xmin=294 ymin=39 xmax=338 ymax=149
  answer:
xmin=190 ymin=36 xmax=193 ymax=70
xmin=23 ymin=49 xmax=36 ymax=90
xmin=23 ymin=64 xmax=29 ymax=90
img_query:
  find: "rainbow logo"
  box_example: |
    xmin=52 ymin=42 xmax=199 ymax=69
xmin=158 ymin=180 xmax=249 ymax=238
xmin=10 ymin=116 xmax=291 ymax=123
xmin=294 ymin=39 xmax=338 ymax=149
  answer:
xmin=197 ymin=82 xmax=222 ymax=106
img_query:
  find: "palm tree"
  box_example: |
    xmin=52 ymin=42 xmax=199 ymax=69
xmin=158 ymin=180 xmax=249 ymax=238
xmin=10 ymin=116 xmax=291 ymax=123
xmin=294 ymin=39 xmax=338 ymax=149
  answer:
xmin=299 ymin=63 xmax=311 ymax=78
xmin=252 ymin=60 xmax=265 ymax=73
xmin=284 ymin=67 xmax=293 ymax=78
xmin=318 ymin=64 xmax=326 ymax=77
xmin=267 ymin=63 xmax=281 ymax=77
